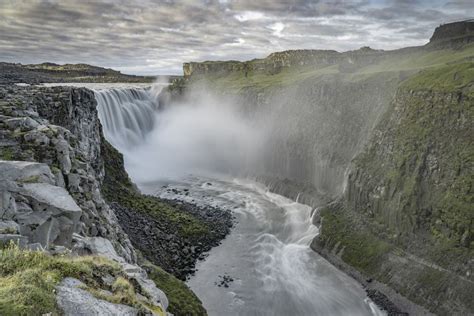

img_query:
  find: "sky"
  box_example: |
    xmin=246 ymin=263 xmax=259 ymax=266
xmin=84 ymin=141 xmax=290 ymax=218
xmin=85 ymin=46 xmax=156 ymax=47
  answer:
xmin=0 ymin=0 xmax=472 ymax=75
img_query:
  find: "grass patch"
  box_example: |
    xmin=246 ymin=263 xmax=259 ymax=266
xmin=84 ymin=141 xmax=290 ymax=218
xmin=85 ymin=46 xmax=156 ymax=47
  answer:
xmin=144 ymin=262 xmax=207 ymax=316
xmin=0 ymin=244 xmax=166 ymax=315
xmin=0 ymin=243 xmax=121 ymax=315
xmin=83 ymin=276 xmax=165 ymax=316
xmin=401 ymin=62 xmax=474 ymax=92
xmin=188 ymin=64 xmax=339 ymax=92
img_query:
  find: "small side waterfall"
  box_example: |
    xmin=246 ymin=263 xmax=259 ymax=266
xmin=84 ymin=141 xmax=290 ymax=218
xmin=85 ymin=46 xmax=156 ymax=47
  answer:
xmin=95 ymin=88 xmax=157 ymax=151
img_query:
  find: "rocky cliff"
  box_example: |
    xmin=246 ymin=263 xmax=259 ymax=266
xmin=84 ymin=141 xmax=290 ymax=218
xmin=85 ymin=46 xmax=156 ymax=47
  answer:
xmin=171 ymin=20 xmax=474 ymax=315
xmin=183 ymin=47 xmax=387 ymax=78
xmin=312 ymin=63 xmax=473 ymax=315
xmin=0 ymin=85 xmax=208 ymax=315
xmin=0 ymin=86 xmax=136 ymax=260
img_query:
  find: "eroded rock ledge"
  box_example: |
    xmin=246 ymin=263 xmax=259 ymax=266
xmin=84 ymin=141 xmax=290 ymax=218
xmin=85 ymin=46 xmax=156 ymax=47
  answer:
xmin=0 ymin=85 xmax=209 ymax=315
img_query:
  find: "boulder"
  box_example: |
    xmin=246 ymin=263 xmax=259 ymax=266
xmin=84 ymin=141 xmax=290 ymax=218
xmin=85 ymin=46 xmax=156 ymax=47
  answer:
xmin=17 ymin=183 xmax=82 ymax=247
xmin=0 ymin=191 xmax=17 ymax=219
xmin=72 ymin=236 xmax=123 ymax=262
xmin=56 ymin=277 xmax=138 ymax=316
xmin=0 ymin=160 xmax=55 ymax=184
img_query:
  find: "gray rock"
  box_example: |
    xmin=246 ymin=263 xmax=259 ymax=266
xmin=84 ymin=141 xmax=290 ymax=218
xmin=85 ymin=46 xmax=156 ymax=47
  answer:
xmin=54 ymin=138 xmax=72 ymax=174
xmin=23 ymin=130 xmax=50 ymax=146
xmin=18 ymin=183 xmax=82 ymax=247
xmin=0 ymin=160 xmax=55 ymax=184
xmin=67 ymin=173 xmax=81 ymax=192
xmin=72 ymin=236 xmax=123 ymax=262
xmin=54 ymin=168 xmax=66 ymax=188
xmin=4 ymin=117 xmax=39 ymax=130
xmin=56 ymin=277 xmax=138 ymax=316
xmin=129 ymin=272 xmax=169 ymax=310
xmin=21 ymin=183 xmax=81 ymax=214
xmin=0 ymin=191 xmax=17 ymax=219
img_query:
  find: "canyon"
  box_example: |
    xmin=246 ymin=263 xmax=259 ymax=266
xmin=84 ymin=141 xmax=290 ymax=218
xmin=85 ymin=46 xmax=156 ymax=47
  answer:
xmin=0 ymin=20 xmax=473 ymax=315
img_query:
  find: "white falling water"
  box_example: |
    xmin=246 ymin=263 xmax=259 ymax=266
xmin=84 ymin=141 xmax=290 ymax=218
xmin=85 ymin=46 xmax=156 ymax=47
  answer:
xmin=94 ymin=85 xmax=385 ymax=316
xmin=95 ymin=88 xmax=156 ymax=151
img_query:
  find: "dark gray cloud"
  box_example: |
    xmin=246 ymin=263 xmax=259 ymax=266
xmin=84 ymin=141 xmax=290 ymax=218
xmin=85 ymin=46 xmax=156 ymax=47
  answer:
xmin=0 ymin=0 xmax=472 ymax=75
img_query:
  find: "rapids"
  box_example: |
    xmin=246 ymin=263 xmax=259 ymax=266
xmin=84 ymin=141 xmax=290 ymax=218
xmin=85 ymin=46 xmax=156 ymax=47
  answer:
xmin=142 ymin=176 xmax=384 ymax=316
xmin=94 ymin=85 xmax=385 ymax=316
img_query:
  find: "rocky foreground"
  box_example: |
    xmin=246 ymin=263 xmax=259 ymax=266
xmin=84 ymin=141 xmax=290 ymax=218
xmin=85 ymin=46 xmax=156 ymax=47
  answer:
xmin=0 ymin=84 xmax=228 ymax=315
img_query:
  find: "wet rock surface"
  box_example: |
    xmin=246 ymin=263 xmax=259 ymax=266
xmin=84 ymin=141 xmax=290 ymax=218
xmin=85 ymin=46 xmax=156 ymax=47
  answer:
xmin=111 ymin=197 xmax=233 ymax=281
xmin=366 ymin=289 xmax=408 ymax=316
xmin=214 ymin=274 xmax=234 ymax=288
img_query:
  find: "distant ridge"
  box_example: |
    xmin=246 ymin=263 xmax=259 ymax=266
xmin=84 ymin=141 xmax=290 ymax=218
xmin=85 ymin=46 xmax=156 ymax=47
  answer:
xmin=0 ymin=62 xmax=181 ymax=85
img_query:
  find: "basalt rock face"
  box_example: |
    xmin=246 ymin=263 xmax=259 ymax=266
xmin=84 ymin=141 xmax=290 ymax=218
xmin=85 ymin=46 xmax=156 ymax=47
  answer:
xmin=428 ymin=19 xmax=474 ymax=48
xmin=313 ymin=64 xmax=474 ymax=315
xmin=183 ymin=47 xmax=387 ymax=78
xmin=239 ymin=72 xmax=400 ymax=198
xmin=0 ymin=160 xmax=81 ymax=249
xmin=0 ymin=85 xmax=136 ymax=262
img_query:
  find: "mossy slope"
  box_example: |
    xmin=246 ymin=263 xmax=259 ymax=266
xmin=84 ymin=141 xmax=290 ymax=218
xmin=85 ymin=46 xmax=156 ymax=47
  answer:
xmin=316 ymin=63 xmax=474 ymax=315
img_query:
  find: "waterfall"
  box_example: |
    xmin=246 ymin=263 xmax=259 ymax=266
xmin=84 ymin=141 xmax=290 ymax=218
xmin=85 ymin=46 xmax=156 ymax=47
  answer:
xmin=93 ymin=77 xmax=394 ymax=199
xmin=95 ymin=88 xmax=157 ymax=151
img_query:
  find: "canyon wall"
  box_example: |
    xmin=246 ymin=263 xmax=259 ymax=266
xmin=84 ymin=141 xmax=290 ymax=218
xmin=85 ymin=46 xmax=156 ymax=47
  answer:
xmin=173 ymin=20 xmax=474 ymax=314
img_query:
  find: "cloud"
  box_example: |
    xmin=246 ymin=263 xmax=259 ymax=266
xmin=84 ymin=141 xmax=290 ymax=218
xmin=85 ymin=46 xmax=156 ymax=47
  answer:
xmin=0 ymin=0 xmax=472 ymax=75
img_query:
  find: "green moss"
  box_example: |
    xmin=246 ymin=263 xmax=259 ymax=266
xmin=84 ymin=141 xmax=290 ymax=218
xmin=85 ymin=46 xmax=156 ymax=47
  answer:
xmin=0 ymin=147 xmax=15 ymax=161
xmin=20 ymin=175 xmax=40 ymax=183
xmin=189 ymin=64 xmax=339 ymax=92
xmin=84 ymin=276 xmax=165 ymax=316
xmin=319 ymin=206 xmax=393 ymax=274
xmin=144 ymin=262 xmax=207 ymax=316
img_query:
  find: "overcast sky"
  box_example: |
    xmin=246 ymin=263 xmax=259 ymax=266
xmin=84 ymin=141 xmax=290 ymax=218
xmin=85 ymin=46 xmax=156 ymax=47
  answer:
xmin=0 ymin=0 xmax=472 ymax=75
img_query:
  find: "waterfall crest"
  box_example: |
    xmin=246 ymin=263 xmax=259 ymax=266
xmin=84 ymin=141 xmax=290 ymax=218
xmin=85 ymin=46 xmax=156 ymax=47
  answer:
xmin=95 ymin=88 xmax=156 ymax=151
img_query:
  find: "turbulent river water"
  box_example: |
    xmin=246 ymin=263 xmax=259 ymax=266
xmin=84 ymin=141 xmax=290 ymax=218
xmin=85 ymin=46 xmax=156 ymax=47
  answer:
xmin=91 ymin=85 xmax=385 ymax=316
xmin=142 ymin=176 xmax=384 ymax=316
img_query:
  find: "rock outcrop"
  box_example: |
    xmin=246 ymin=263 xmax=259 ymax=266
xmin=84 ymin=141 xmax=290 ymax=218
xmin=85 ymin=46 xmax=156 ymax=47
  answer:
xmin=0 ymin=85 xmax=136 ymax=261
xmin=312 ymin=64 xmax=474 ymax=315
xmin=0 ymin=160 xmax=81 ymax=248
xmin=56 ymin=278 xmax=140 ymax=316
xmin=428 ymin=19 xmax=474 ymax=48
xmin=183 ymin=47 xmax=387 ymax=78
xmin=0 ymin=85 xmax=173 ymax=315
